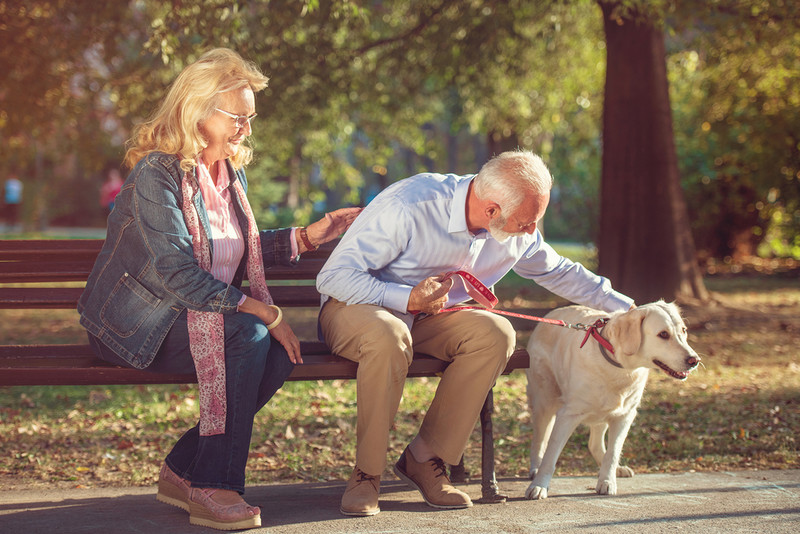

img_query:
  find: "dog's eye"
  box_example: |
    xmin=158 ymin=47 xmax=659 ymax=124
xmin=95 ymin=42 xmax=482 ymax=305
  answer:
xmin=658 ymin=331 xmax=670 ymax=340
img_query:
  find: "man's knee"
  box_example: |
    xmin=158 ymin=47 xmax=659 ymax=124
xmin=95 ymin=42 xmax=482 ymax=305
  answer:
xmin=493 ymin=316 xmax=517 ymax=352
xmin=357 ymin=319 xmax=414 ymax=380
xmin=323 ymin=302 xmax=413 ymax=365
xmin=363 ymin=316 xmax=412 ymax=353
xmin=465 ymin=314 xmax=517 ymax=360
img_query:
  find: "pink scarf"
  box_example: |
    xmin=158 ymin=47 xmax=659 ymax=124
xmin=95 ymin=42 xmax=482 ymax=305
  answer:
xmin=181 ymin=163 xmax=273 ymax=436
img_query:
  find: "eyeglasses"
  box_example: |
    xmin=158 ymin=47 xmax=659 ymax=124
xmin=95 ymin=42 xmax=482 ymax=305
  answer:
xmin=512 ymin=215 xmax=537 ymax=232
xmin=215 ymin=108 xmax=257 ymax=129
xmin=516 ymin=219 xmax=536 ymax=231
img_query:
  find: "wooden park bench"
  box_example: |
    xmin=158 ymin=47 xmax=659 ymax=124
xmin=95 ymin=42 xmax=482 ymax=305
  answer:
xmin=0 ymin=237 xmax=533 ymax=502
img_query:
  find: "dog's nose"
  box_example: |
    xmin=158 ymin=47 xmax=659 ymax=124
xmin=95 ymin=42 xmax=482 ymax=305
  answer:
xmin=687 ymin=355 xmax=700 ymax=368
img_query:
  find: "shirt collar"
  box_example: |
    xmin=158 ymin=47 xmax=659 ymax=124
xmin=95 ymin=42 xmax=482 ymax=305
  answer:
xmin=448 ymin=174 xmax=475 ymax=235
xmin=197 ymin=155 xmax=231 ymax=193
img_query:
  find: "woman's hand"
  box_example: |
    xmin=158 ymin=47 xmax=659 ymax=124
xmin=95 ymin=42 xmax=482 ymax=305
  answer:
xmin=238 ymin=296 xmax=303 ymax=364
xmin=302 ymin=207 xmax=363 ymax=250
xmin=268 ymin=320 xmax=303 ymax=364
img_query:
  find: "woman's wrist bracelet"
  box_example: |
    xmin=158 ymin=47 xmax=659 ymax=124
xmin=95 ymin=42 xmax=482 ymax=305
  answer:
xmin=266 ymin=305 xmax=283 ymax=330
xmin=299 ymin=227 xmax=318 ymax=251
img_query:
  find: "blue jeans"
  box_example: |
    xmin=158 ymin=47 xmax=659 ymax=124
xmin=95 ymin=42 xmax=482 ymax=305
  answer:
xmin=88 ymin=310 xmax=294 ymax=493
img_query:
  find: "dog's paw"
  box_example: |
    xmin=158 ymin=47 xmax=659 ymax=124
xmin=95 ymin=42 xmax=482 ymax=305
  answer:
xmin=596 ymin=479 xmax=618 ymax=495
xmin=525 ymin=483 xmax=548 ymax=500
xmin=616 ymin=465 xmax=634 ymax=478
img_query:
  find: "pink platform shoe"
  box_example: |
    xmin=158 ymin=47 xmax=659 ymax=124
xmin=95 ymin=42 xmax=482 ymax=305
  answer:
xmin=188 ymin=487 xmax=262 ymax=531
xmin=156 ymin=462 xmax=192 ymax=512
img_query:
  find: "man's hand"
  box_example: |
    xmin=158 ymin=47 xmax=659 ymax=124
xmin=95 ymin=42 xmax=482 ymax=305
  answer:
xmin=407 ymin=274 xmax=454 ymax=315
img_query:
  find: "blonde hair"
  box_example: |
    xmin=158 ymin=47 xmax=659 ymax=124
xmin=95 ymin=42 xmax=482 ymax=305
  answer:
xmin=124 ymin=48 xmax=269 ymax=171
xmin=473 ymin=150 xmax=553 ymax=214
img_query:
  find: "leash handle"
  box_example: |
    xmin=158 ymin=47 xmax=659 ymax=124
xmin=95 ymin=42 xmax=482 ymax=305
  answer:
xmin=443 ymin=270 xmax=499 ymax=309
xmin=408 ymin=270 xmax=498 ymax=315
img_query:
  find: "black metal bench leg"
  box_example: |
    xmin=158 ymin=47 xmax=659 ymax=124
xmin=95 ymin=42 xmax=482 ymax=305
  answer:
xmin=476 ymin=387 xmax=508 ymax=503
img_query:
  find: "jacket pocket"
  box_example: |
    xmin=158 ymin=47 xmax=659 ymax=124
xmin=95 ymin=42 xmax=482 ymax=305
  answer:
xmin=100 ymin=273 xmax=161 ymax=337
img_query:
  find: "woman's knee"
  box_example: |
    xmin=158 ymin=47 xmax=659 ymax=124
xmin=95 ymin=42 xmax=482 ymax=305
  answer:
xmin=266 ymin=342 xmax=295 ymax=380
xmin=224 ymin=313 xmax=271 ymax=363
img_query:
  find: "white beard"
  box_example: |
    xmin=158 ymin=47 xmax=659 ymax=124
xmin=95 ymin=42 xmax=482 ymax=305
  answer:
xmin=488 ymin=218 xmax=525 ymax=243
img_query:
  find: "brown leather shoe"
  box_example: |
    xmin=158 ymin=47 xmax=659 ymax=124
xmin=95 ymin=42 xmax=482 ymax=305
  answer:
xmin=393 ymin=447 xmax=472 ymax=509
xmin=156 ymin=462 xmax=191 ymax=512
xmin=189 ymin=488 xmax=261 ymax=530
xmin=340 ymin=466 xmax=381 ymax=516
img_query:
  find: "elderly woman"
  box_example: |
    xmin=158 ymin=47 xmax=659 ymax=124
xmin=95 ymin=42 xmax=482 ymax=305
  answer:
xmin=78 ymin=48 xmax=360 ymax=531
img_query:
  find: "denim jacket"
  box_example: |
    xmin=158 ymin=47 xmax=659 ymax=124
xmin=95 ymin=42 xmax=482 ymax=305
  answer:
xmin=78 ymin=152 xmax=296 ymax=369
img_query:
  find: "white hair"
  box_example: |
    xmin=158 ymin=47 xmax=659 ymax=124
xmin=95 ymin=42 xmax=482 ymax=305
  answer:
xmin=472 ymin=150 xmax=553 ymax=214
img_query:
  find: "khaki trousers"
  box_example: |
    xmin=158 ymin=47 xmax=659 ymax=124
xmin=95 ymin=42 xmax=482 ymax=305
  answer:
xmin=318 ymin=298 xmax=515 ymax=475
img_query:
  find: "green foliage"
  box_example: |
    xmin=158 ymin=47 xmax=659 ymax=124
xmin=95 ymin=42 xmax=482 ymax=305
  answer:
xmin=2 ymin=0 xmax=800 ymax=261
xmin=0 ymin=1 xmax=175 ymax=227
xmin=668 ymin=0 xmax=800 ymax=259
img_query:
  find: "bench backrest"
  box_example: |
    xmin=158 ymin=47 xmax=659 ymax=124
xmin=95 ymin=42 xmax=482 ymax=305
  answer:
xmin=0 ymin=238 xmax=337 ymax=310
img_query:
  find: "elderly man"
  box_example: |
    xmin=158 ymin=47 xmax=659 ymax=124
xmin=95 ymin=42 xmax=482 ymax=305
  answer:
xmin=316 ymin=150 xmax=634 ymax=516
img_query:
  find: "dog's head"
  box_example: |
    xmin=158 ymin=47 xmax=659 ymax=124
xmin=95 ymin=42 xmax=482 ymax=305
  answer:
xmin=605 ymin=300 xmax=700 ymax=380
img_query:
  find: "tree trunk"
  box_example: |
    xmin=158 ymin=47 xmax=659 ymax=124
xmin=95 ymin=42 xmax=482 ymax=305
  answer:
xmin=597 ymin=1 xmax=708 ymax=304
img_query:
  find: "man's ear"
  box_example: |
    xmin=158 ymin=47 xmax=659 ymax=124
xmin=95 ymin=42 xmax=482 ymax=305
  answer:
xmin=485 ymin=202 xmax=501 ymax=219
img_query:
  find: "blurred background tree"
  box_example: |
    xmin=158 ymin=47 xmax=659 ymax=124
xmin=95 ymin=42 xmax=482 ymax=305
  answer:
xmin=669 ymin=0 xmax=800 ymax=262
xmin=1 ymin=0 xmax=798 ymax=301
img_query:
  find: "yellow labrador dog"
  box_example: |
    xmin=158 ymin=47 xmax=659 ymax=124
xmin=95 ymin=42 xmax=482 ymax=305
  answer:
xmin=525 ymin=301 xmax=699 ymax=500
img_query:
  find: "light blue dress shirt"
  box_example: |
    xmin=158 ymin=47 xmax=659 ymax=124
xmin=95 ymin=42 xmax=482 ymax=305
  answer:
xmin=316 ymin=172 xmax=634 ymax=327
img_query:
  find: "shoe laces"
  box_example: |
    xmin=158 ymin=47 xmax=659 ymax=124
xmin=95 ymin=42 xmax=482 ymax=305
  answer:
xmin=430 ymin=457 xmax=450 ymax=480
xmin=356 ymin=468 xmax=377 ymax=482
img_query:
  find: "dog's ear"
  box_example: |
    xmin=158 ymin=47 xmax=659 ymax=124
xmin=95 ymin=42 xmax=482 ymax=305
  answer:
xmin=607 ymin=308 xmax=646 ymax=356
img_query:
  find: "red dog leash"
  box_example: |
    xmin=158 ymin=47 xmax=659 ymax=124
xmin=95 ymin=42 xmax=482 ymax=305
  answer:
xmin=438 ymin=271 xmax=616 ymax=355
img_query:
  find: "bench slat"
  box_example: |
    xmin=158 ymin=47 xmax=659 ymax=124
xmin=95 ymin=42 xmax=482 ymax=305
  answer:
xmin=0 ymin=345 xmax=529 ymax=386
xmin=0 ymin=239 xmax=337 ymax=259
xmin=0 ymin=239 xmax=103 ymax=259
xmin=0 ymin=238 xmax=336 ymax=282
xmin=0 ymin=285 xmax=323 ymax=309
xmin=0 ymin=260 xmax=328 ymax=283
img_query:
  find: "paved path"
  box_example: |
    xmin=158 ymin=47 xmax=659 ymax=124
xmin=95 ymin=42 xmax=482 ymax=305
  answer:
xmin=1 ymin=470 xmax=799 ymax=533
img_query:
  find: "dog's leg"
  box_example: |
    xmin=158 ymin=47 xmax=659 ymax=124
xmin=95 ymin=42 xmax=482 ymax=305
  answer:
xmin=528 ymin=400 xmax=556 ymax=479
xmin=525 ymin=410 xmax=583 ymax=500
xmin=588 ymin=422 xmax=608 ymax=467
xmin=596 ymin=414 xmax=636 ymax=495
xmin=527 ymin=365 xmax=560 ymax=480
xmin=590 ymin=422 xmax=634 ymax=480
